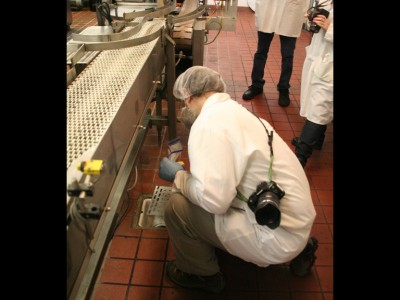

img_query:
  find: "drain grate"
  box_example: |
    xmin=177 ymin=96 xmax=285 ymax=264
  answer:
xmin=133 ymin=186 xmax=172 ymax=229
xmin=147 ymin=186 xmax=172 ymax=216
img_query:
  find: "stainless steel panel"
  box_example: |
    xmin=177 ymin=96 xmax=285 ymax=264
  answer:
xmin=206 ymin=0 xmax=238 ymax=31
xmin=67 ymin=20 xmax=166 ymax=299
xmin=192 ymin=19 xmax=205 ymax=66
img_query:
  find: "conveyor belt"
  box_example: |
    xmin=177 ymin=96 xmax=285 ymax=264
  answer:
xmin=172 ymin=0 xmax=199 ymax=38
xmin=67 ymin=19 xmax=165 ymax=169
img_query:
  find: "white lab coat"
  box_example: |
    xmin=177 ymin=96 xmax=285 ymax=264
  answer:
xmin=174 ymin=93 xmax=316 ymax=266
xmin=300 ymin=4 xmax=333 ymax=125
xmin=255 ymin=0 xmax=310 ymax=37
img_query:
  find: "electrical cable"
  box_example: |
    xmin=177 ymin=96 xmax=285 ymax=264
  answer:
xmin=204 ymin=0 xmax=224 ymax=45
xmin=207 ymin=0 xmax=219 ymax=17
xmin=109 ymin=164 xmax=139 ymax=237
xmin=127 ymin=165 xmax=138 ymax=191
xmin=96 ymin=1 xmax=113 ymax=26
xmin=110 ymin=190 xmax=133 ymax=238
xmin=175 ymin=51 xmax=184 ymax=66
xmin=204 ymin=20 xmax=222 ymax=45
xmin=69 ymin=197 xmax=95 ymax=252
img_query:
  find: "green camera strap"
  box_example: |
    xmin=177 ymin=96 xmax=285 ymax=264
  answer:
xmin=236 ymin=113 xmax=275 ymax=203
xmin=236 ymin=189 xmax=248 ymax=203
xmin=252 ymin=112 xmax=274 ymax=182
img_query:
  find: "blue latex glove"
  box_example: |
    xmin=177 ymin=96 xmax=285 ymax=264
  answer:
xmin=159 ymin=157 xmax=184 ymax=182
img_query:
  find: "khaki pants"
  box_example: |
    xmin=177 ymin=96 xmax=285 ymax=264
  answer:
xmin=164 ymin=192 xmax=226 ymax=276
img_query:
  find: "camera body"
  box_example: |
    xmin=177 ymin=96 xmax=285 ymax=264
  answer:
xmin=308 ymin=8 xmax=330 ymax=33
xmin=248 ymin=181 xmax=285 ymax=229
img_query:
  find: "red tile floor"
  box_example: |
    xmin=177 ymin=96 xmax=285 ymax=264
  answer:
xmin=68 ymin=5 xmax=333 ymax=300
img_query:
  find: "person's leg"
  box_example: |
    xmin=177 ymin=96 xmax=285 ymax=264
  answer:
xmin=277 ymin=35 xmax=296 ymax=106
xmin=251 ymin=31 xmax=274 ymax=88
xmin=243 ymin=31 xmax=274 ymax=100
xmin=164 ymin=192 xmax=225 ymax=276
xmin=292 ymin=133 xmax=325 ymax=150
xmin=277 ymin=35 xmax=296 ymax=91
xmin=294 ymin=119 xmax=327 ymax=167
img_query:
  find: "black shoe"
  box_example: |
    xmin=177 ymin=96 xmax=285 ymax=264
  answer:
xmin=290 ymin=237 xmax=319 ymax=277
xmin=242 ymin=86 xmax=263 ymax=100
xmin=278 ymin=91 xmax=290 ymax=107
xmin=166 ymin=261 xmax=226 ymax=294
xmin=296 ymin=155 xmax=307 ymax=168
xmin=291 ymin=137 xmax=323 ymax=150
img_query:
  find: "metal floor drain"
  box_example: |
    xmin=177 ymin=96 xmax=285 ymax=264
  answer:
xmin=133 ymin=186 xmax=171 ymax=229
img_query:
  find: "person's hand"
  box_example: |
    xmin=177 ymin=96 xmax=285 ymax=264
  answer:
xmin=159 ymin=157 xmax=184 ymax=182
xmin=313 ymin=14 xmax=331 ymax=31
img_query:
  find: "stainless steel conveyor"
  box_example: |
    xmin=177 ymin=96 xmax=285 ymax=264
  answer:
xmin=66 ymin=14 xmax=175 ymax=300
xmin=66 ymin=1 xmax=237 ymax=298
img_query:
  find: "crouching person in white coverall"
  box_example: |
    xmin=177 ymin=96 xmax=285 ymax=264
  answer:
xmin=159 ymin=66 xmax=318 ymax=294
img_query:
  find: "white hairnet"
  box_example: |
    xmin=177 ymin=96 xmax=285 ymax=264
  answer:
xmin=173 ymin=66 xmax=226 ymax=100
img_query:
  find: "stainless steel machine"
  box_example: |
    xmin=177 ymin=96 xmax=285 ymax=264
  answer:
xmin=66 ymin=1 xmax=237 ymax=299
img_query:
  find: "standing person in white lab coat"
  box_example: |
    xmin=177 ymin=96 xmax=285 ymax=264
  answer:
xmin=242 ymin=0 xmax=309 ymax=106
xmin=159 ymin=66 xmax=318 ymax=294
xmin=292 ymin=0 xmax=333 ymax=167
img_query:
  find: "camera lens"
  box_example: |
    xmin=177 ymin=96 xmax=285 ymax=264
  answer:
xmin=254 ymin=191 xmax=281 ymax=229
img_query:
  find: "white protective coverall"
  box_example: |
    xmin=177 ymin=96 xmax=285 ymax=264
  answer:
xmin=255 ymin=0 xmax=309 ymax=37
xmin=300 ymin=3 xmax=334 ymax=125
xmin=174 ymin=92 xmax=316 ymax=266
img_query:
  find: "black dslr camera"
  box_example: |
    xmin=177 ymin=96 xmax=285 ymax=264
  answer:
xmin=248 ymin=181 xmax=285 ymax=229
xmin=307 ymin=6 xmax=330 ymax=34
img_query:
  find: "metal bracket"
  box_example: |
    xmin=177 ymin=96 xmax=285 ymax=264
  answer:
xmin=67 ymin=181 xmax=94 ymax=197
xmin=149 ymin=115 xmax=169 ymax=128
xmin=80 ymin=203 xmax=102 ymax=219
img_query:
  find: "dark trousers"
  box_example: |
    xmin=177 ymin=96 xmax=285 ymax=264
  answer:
xmin=251 ymin=32 xmax=297 ymax=91
xmin=295 ymin=120 xmax=327 ymax=166
xmin=164 ymin=192 xmax=226 ymax=276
